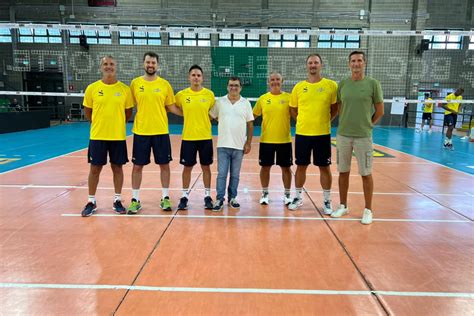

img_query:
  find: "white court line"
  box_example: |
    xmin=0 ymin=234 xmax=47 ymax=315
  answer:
xmin=61 ymin=213 xmax=471 ymax=223
xmin=0 ymin=282 xmax=472 ymax=298
xmin=1 ymin=184 xmax=470 ymax=197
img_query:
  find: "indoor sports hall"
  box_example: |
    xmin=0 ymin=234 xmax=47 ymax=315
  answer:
xmin=0 ymin=0 xmax=473 ymax=315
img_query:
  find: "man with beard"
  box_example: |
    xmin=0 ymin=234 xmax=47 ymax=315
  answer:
xmin=127 ymin=51 xmax=182 ymax=213
xmin=288 ymin=54 xmax=338 ymax=214
xmin=81 ymin=55 xmax=134 ymax=217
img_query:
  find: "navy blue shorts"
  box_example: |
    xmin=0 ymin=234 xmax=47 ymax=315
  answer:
xmin=88 ymin=140 xmax=128 ymax=166
xmin=132 ymin=134 xmax=172 ymax=165
xmin=295 ymin=134 xmax=331 ymax=166
xmin=180 ymin=139 xmax=213 ymax=166
xmin=259 ymin=142 xmax=293 ymax=167
xmin=422 ymin=113 xmax=432 ymax=121
xmin=444 ymin=114 xmax=457 ymax=127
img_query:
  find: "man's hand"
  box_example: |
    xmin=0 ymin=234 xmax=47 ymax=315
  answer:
xmin=244 ymin=142 xmax=251 ymax=154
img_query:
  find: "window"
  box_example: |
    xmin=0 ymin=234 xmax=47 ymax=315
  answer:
xmin=268 ymin=28 xmax=310 ymax=48
xmin=69 ymin=26 xmax=111 ymax=45
xmin=469 ymin=32 xmax=473 ymax=50
xmin=218 ymin=33 xmax=260 ymax=47
xmin=424 ymin=31 xmax=463 ymax=50
xmin=317 ymin=29 xmax=360 ymax=48
xmin=169 ymin=31 xmax=210 ymax=46
xmin=19 ymin=27 xmax=62 ymax=44
xmin=119 ymin=28 xmax=161 ymax=45
xmin=0 ymin=27 xmax=12 ymax=43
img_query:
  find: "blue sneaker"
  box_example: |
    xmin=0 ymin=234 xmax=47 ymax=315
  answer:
xmin=113 ymin=200 xmax=126 ymax=214
xmin=81 ymin=202 xmax=97 ymax=217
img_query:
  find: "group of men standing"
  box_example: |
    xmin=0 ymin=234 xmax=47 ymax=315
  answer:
xmin=81 ymin=50 xmax=384 ymax=225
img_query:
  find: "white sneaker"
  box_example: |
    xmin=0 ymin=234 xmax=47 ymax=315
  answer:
xmin=288 ymin=197 xmax=303 ymax=210
xmin=331 ymin=205 xmax=349 ymax=218
xmin=415 ymin=128 xmax=421 ymax=133
xmin=259 ymin=192 xmax=269 ymax=205
xmin=323 ymin=200 xmax=333 ymax=215
xmin=283 ymin=194 xmax=292 ymax=206
xmin=428 ymin=129 xmax=432 ymax=134
xmin=361 ymin=208 xmax=373 ymax=225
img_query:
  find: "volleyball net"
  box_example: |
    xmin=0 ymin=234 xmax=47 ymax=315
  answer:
xmin=0 ymin=23 xmax=472 ymax=128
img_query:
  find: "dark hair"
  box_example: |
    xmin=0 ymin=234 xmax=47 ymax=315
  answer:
xmin=306 ymin=53 xmax=323 ymax=64
xmin=424 ymin=93 xmax=430 ymax=98
xmin=189 ymin=64 xmax=203 ymax=74
xmin=228 ymin=76 xmax=241 ymax=86
xmin=143 ymin=51 xmax=159 ymax=62
xmin=349 ymin=51 xmax=366 ymax=61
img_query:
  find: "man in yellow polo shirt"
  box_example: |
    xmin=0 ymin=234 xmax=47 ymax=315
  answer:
xmin=419 ymin=93 xmax=434 ymax=133
xmin=442 ymin=88 xmax=464 ymax=150
xmin=288 ymin=54 xmax=338 ymax=214
xmin=127 ymin=51 xmax=182 ymax=213
xmin=253 ymin=72 xmax=292 ymax=206
xmin=175 ymin=65 xmax=215 ymax=210
xmin=81 ymin=55 xmax=133 ymax=217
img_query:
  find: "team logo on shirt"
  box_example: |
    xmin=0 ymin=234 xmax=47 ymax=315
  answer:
xmin=153 ymin=88 xmax=161 ymax=93
xmin=303 ymin=87 xmax=308 ymax=93
xmin=200 ymin=98 xmax=207 ymax=103
xmin=317 ymin=88 xmax=324 ymax=93
xmin=266 ymin=99 xmax=271 ymax=104
xmin=280 ymin=100 xmax=286 ymax=104
xmin=139 ymin=86 xmax=144 ymax=92
xmin=115 ymin=92 xmax=122 ymax=97
xmin=186 ymin=97 xmax=191 ymax=103
xmin=98 ymin=90 xmax=104 ymax=96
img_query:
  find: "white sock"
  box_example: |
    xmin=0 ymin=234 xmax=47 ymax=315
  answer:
xmin=182 ymin=188 xmax=189 ymax=198
xmin=132 ymin=189 xmax=140 ymax=201
xmin=114 ymin=193 xmax=121 ymax=202
xmin=296 ymin=188 xmax=303 ymax=198
xmin=88 ymin=195 xmax=96 ymax=203
xmin=162 ymin=188 xmax=169 ymax=198
xmin=284 ymin=189 xmax=291 ymax=197
xmin=204 ymin=188 xmax=211 ymax=197
xmin=323 ymin=189 xmax=331 ymax=202
xmin=262 ymin=187 xmax=269 ymax=194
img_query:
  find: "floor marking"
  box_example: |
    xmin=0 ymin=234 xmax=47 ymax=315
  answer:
xmin=0 ymin=147 xmax=88 ymax=175
xmin=1 ymin=184 xmax=471 ymax=197
xmin=61 ymin=213 xmax=471 ymax=223
xmin=467 ymin=166 xmax=474 ymax=169
xmin=374 ymin=143 xmax=474 ymax=176
xmin=0 ymin=283 xmax=472 ymax=298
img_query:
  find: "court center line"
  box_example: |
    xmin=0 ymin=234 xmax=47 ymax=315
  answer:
xmin=1 ymin=184 xmax=471 ymax=197
xmin=60 ymin=213 xmax=471 ymax=223
xmin=0 ymin=282 xmax=472 ymax=298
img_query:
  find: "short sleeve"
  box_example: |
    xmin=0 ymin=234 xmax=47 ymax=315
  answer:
xmin=83 ymin=84 xmax=93 ymax=108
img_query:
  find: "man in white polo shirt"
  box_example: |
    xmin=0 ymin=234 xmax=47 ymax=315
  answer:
xmin=209 ymin=76 xmax=254 ymax=211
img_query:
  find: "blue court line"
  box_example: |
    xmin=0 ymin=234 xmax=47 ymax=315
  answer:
xmin=0 ymin=123 xmax=473 ymax=174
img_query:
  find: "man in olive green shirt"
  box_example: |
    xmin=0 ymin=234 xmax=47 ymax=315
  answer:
xmin=331 ymin=51 xmax=384 ymax=225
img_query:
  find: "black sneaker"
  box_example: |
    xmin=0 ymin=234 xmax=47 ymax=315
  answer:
xmin=212 ymin=199 xmax=224 ymax=212
xmin=178 ymin=197 xmax=189 ymax=210
xmin=81 ymin=202 xmax=97 ymax=217
xmin=113 ymin=200 xmax=126 ymax=214
xmin=228 ymin=198 xmax=240 ymax=209
xmin=204 ymin=196 xmax=214 ymax=209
